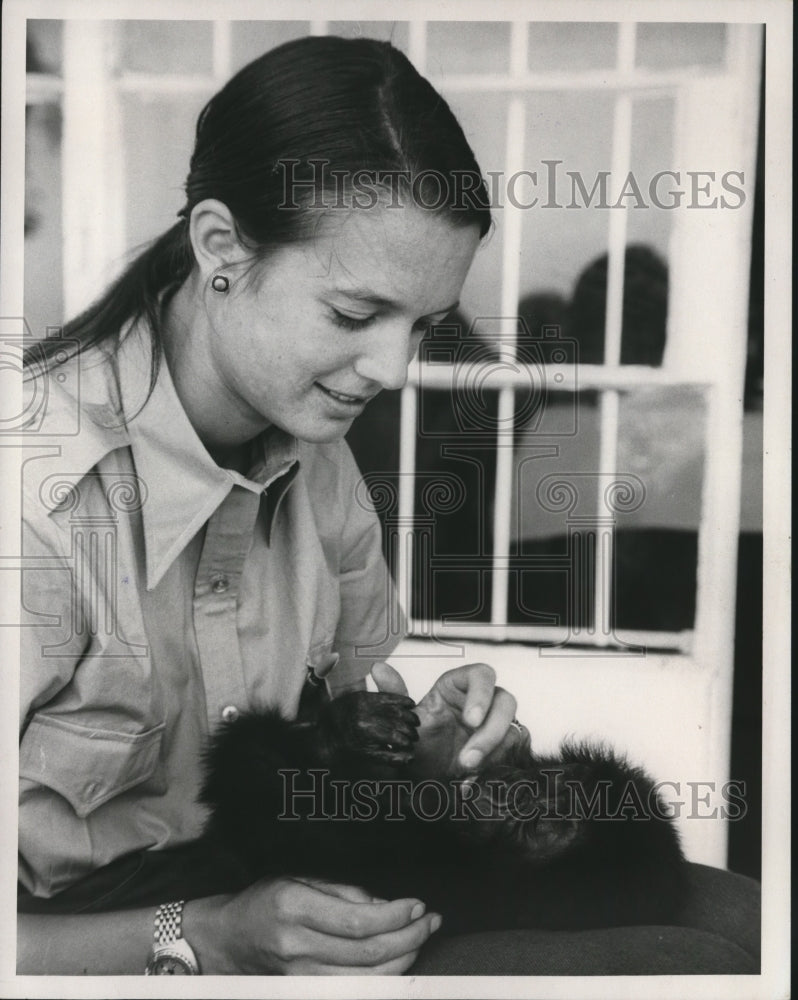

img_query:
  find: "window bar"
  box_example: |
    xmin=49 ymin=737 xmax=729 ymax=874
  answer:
xmin=687 ymin=28 xmax=762 ymax=847
xmin=26 ymin=74 xmax=63 ymax=104
xmin=409 ymin=363 xmax=707 ymax=392
xmin=398 ymin=21 xmax=426 ymax=632
xmin=425 ymin=70 xmax=690 ymax=96
xmin=489 ymin=22 xmax=528 ymax=636
xmin=212 ymin=20 xmax=232 ymax=83
xmin=62 ymin=20 xmax=124 ymax=320
xmin=692 ymin=24 xmax=762 ymax=673
xmin=592 ymin=22 xmax=636 ymax=645
xmin=398 ymin=360 xmax=419 ymax=630
xmin=426 ymin=620 xmax=692 ymax=653
xmin=408 ymin=21 xmax=427 ymax=73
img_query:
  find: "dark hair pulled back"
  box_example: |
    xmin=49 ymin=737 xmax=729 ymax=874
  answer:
xmin=25 ymin=36 xmax=491 ymax=387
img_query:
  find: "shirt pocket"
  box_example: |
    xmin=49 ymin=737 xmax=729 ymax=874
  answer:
xmin=19 ymin=715 xmax=166 ymax=819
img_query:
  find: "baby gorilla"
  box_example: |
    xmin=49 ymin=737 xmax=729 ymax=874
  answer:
xmin=200 ymin=690 xmax=687 ymax=935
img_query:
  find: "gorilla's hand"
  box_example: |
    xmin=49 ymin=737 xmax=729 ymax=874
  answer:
xmin=319 ymin=690 xmax=420 ymax=767
xmin=371 ymin=663 xmax=517 ymax=778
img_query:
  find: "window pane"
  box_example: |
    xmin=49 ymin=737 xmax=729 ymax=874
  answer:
xmin=414 ymin=383 xmax=498 ymax=623
xmin=517 ymin=93 xmax=675 ymax=366
xmin=25 ymin=102 xmax=63 ymax=336
xmin=518 ymin=92 xmax=615 ymax=352
xmin=121 ymin=93 xmax=207 ymax=249
xmin=439 ymin=91 xmax=508 ymax=321
xmin=327 ymin=21 xmax=409 ymax=52
xmin=568 ymin=244 xmax=669 ymax=366
xmin=508 ymin=391 xmax=601 ymax=630
xmin=506 ymin=385 xmax=706 ymax=634
xmin=231 ymin=21 xmax=310 ymax=71
xmin=611 ymin=385 xmax=707 ymax=630
xmin=635 ymin=23 xmax=727 ymax=70
xmin=427 ymin=21 xmax=511 ymax=74
xmin=528 ymin=22 xmax=618 ymax=71
xmin=27 ymin=19 xmax=63 ymax=74
xmin=626 ymin=95 xmax=675 ymax=260
xmin=119 ymin=20 xmax=214 ymax=75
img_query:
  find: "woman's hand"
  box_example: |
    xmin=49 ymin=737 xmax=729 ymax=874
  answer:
xmin=185 ymin=876 xmax=441 ymax=975
xmin=371 ymin=661 xmax=517 ymax=777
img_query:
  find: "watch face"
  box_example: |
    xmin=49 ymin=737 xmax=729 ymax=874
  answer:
xmin=148 ymin=951 xmax=195 ymax=975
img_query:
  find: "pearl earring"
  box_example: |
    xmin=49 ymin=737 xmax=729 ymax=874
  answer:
xmin=211 ymin=274 xmax=230 ymax=293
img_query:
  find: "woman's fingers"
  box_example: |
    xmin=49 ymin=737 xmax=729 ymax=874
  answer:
xmin=290 ymin=881 xmax=427 ymax=939
xmin=370 ymin=661 xmax=410 ymax=696
xmin=449 ymin=662 xmax=498 ymax=728
xmin=297 ymin=910 xmax=441 ymax=967
xmin=458 ymin=685 xmax=517 ymax=770
xmin=293 ymin=878 xmax=375 ymax=904
xmin=273 ymin=880 xmax=441 ymax=970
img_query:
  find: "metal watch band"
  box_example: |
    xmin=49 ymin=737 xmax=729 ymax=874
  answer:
xmin=146 ymin=900 xmax=201 ymax=974
xmin=153 ymin=900 xmax=186 ymax=946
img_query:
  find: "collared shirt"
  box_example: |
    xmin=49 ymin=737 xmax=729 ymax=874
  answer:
xmin=19 ymin=323 xmax=402 ymax=898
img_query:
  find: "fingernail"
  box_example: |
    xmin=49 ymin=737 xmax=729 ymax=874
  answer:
xmin=411 ymin=902 xmax=425 ymax=920
xmin=466 ymin=707 xmax=484 ymax=727
xmin=430 ymin=914 xmax=443 ymax=932
xmin=462 ymin=749 xmax=483 ymax=769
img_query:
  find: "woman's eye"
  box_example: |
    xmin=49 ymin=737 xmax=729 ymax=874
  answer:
xmin=330 ymin=310 xmax=375 ymax=331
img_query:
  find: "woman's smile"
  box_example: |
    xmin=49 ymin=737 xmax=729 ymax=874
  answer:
xmin=171 ymin=204 xmax=480 ymax=448
xmin=315 ymin=381 xmax=374 ymax=413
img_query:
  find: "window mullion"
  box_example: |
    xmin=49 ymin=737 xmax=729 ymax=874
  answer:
xmin=61 ymin=20 xmax=124 ymax=319
xmin=489 ymin=22 xmax=527 ymax=632
xmin=212 ymin=20 xmax=232 ymax=83
xmin=398 ymin=363 xmax=419 ymax=631
xmin=588 ymin=25 xmax=635 ymax=644
xmin=408 ymin=21 xmax=427 ymax=73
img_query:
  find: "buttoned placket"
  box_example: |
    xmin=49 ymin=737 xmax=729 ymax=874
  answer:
xmin=193 ymin=484 xmax=264 ymax=729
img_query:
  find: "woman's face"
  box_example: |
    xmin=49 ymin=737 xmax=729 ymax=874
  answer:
xmin=203 ymin=205 xmax=481 ymax=444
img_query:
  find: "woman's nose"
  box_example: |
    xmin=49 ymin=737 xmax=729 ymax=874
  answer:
xmin=353 ymin=329 xmax=415 ymax=391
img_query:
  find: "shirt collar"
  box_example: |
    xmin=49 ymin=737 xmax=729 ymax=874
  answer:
xmin=42 ymin=323 xmax=300 ymax=591
xmin=117 ymin=325 xmax=300 ymax=589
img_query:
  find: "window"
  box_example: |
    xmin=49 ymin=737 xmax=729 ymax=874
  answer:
xmin=346 ymin=21 xmax=762 ymax=661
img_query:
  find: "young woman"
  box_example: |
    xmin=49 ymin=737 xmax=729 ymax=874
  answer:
xmin=18 ymin=34 xmax=760 ymax=977
xmin=18 ymin=35 xmax=517 ymax=975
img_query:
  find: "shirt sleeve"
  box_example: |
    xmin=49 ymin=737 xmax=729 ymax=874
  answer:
xmin=328 ymin=442 xmax=406 ymax=695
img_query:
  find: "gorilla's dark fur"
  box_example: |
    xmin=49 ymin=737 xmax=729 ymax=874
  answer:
xmin=200 ymin=690 xmax=687 ymax=935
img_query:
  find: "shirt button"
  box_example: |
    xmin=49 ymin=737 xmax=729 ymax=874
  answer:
xmin=211 ymin=575 xmax=230 ymax=594
xmin=221 ymin=705 xmax=240 ymax=723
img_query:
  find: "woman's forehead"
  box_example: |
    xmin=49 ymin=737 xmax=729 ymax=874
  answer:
xmin=303 ymin=205 xmax=480 ymax=307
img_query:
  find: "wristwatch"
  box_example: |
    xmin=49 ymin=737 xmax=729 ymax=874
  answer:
xmin=145 ymin=900 xmax=201 ymax=975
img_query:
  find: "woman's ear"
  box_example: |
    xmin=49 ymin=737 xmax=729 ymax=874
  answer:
xmin=188 ymin=199 xmax=247 ymax=281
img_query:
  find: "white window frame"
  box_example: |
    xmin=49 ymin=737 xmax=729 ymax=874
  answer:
xmin=387 ymin=21 xmax=762 ymax=659
xmin=30 ymin=13 xmax=762 ymax=658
